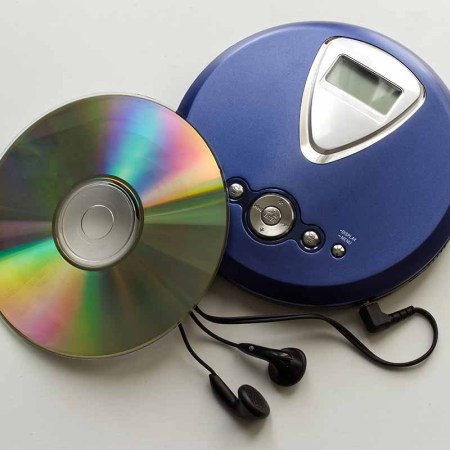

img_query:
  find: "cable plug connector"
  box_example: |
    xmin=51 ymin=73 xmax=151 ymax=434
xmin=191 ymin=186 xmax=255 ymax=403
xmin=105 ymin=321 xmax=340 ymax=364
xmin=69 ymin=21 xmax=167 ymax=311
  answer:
xmin=359 ymin=302 xmax=415 ymax=333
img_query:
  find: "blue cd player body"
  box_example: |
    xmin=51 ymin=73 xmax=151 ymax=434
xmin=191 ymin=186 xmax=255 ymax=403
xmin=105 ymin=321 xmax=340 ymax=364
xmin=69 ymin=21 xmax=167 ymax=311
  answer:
xmin=178 ymin=22 xmax=450 ymax=307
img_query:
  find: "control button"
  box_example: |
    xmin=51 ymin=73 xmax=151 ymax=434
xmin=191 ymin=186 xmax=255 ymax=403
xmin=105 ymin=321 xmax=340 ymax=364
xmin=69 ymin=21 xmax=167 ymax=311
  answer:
xmin=302 ymin=230 xmax=321 ymax=248
xmin=249 ymin=194 xmax=294 ymax=239
xmin=261 ymin=206 xmax=281 ymax=225
xmin=228 ymin=183 xmax=244 ymax=199
xmin=331 ymin=243 xmax=346 ymax=258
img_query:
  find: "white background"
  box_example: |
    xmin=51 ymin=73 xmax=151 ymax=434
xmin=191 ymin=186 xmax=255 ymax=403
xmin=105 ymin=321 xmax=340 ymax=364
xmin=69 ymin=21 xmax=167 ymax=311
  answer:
xmin=0 ymin=1 xmax=449 ymax=449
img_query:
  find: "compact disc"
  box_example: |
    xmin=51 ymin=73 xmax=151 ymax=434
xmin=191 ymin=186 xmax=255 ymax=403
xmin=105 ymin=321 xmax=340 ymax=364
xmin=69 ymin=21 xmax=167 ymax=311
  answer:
xmin=0 ymin=95 xmax=228 ymax=358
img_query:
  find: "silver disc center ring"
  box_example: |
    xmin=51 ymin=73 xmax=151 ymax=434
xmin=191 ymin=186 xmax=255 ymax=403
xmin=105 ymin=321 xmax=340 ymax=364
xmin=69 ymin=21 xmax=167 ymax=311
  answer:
xmin=53 ymin=176 xmax=143 ymax=270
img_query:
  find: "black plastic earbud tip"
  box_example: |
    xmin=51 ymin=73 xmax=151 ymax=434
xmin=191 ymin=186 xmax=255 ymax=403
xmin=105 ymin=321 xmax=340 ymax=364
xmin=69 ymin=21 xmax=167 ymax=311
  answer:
xmin=238 ymin=385 xmax=270 ymax=419
xmin=268 ymin=347 xmax=307 ymax=387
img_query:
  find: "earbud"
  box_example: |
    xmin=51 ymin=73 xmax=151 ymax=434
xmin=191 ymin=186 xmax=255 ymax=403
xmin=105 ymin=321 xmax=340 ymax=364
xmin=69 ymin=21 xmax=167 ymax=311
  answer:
xmin=209 ymin=373 xmax=270 ymax=420
xmin=237 ymin=343 xmax=307 ymax=387
xmin=188 ymin=312 xmax=307 ymax=387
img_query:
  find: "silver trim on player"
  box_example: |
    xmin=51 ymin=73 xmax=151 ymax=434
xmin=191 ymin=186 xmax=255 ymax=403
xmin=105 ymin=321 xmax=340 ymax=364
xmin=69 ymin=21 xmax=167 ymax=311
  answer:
xmin=300 ymin=37 xmax=426 ymax=164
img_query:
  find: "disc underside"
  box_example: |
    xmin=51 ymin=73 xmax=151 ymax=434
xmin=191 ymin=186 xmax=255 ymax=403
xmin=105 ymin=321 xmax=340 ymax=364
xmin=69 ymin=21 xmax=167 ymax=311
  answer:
xmin=0 ymin=95 xmax=228 ymax=358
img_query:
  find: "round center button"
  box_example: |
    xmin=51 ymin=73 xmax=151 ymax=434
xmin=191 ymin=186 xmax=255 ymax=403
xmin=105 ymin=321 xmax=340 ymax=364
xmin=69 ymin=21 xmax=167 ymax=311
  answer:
xmin=249 ymin=194 xmax=295 ymax=239
xmin=261 ymin=206 xmax=282 ymax=225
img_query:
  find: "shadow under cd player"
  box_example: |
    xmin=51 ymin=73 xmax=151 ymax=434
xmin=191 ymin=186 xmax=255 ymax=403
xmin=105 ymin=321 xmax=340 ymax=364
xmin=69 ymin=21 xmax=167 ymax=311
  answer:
xmin=179 ymin=22 xmax=450 ymax=307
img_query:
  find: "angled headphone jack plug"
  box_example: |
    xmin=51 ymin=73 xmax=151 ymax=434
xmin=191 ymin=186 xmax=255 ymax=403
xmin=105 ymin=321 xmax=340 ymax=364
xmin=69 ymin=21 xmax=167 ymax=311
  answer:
xmin=359 ymin=302 xmax=424 ymax=333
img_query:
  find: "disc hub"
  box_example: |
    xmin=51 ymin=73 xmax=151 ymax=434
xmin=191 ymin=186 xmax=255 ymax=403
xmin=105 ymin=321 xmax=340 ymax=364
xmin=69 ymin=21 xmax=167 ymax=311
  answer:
xmin=53 ymin=177 xmax=143 ymax=270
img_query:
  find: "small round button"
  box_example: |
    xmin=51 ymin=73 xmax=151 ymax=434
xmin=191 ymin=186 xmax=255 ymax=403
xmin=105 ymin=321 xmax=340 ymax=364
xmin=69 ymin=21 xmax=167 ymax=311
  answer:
xmin=249 ymin=194 xmax=294 ymax=239
xmin=261 ymin=206 xmax=281 ymax=225
xmin=228 ymin=183 xmax=244 ymax=199
xmin=332 ymin=243 xmax=346 ymax=258
xmin=302 ymin=230 xmax=321 ymax=248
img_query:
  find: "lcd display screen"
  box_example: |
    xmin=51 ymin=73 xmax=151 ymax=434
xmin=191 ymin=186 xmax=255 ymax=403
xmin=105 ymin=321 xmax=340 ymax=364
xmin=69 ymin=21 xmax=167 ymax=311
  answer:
xmin=326 ymin=56 xmax=402 ymax=114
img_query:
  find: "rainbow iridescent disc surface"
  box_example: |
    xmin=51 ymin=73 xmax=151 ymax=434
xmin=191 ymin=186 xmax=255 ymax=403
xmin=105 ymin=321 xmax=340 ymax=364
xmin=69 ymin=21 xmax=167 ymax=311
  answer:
xmin=0 ymin=95 xmax=228 ymax=358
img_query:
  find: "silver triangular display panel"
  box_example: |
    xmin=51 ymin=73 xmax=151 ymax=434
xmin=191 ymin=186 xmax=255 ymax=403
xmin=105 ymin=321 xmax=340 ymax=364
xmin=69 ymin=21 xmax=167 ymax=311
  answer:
xmin=300 ymin=38 xmax=425 ymax=164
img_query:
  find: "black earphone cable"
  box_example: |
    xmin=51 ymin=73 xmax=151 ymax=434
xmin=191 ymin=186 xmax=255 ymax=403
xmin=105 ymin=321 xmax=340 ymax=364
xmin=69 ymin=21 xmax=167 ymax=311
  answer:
xmin=190 ymin=312 xmax=238 ymax=348
xmin=194 ymin=305 xmax=438 ymax=368
xmin=178 ymin=324 xmax=216 ymax=375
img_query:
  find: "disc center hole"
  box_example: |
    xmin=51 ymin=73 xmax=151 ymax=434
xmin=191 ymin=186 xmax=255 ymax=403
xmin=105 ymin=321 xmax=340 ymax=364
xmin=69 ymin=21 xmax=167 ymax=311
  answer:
xmin=81 ymin=205 xmax=114 ymax=240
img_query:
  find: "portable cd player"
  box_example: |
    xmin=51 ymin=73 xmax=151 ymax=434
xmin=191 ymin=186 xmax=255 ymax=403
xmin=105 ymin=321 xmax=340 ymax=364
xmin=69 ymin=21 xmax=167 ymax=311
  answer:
xmin=179 ymin=22 xmax=450 ymax=306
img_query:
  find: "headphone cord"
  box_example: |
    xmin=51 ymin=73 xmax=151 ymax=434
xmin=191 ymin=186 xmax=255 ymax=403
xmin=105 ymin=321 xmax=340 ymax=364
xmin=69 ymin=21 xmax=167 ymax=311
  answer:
xmin=190 ymin=312 xmax=238 ymax=348
xmin=178 ymin=324 xmax=216 ymax=375
xmin=193 ymin=303 xmax=438 ymax=368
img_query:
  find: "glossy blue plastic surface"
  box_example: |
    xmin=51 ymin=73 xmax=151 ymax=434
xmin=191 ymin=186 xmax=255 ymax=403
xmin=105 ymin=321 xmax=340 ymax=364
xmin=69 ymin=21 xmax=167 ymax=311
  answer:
xmin=178 ymin=22 xmax=450 ymax=306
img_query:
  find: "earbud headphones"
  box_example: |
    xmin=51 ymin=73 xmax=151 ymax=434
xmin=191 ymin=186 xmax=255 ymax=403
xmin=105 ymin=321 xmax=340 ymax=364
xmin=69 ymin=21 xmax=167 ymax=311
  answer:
xmin=190 ymin=313 xmax=307 ymax=387
xmin=209 ymin=374 xmax=270 ymax=420
xmin=178 ymin=318 xmax=306 ymax=420
xmin=179 ymin=302 xmax=438 ymax=421
xmin=238 ymin=344 xmax=307 ymax=387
